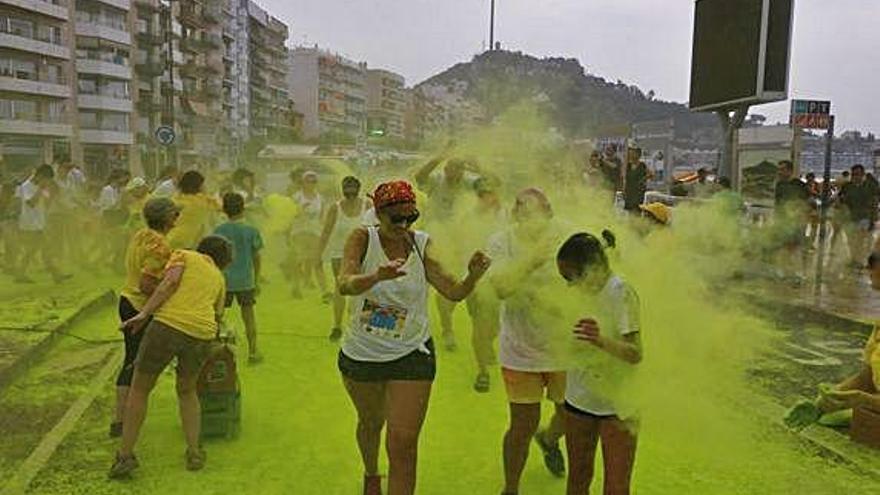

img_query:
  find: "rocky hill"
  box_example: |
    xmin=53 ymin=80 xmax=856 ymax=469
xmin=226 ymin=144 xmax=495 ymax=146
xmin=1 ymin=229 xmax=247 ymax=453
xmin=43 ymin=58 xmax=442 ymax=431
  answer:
xmin=417 ymin=50 xmax=719 ymax=141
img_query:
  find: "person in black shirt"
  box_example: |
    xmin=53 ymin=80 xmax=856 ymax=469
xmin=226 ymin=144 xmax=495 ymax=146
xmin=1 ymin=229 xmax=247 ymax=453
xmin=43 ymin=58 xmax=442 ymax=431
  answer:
xmin=773 ymin=160 xmax=810 ymax=281
xmin=839 ymin=164 xmax=879 ymax=266
xmin=623 ymin=146 xmax=651 ymax=212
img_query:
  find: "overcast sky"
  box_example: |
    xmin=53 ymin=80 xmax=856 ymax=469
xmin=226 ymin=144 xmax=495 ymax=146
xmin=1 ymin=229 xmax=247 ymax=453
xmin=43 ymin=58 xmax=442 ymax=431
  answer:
xmin=258 ymin=0 xmax=879 ymax=135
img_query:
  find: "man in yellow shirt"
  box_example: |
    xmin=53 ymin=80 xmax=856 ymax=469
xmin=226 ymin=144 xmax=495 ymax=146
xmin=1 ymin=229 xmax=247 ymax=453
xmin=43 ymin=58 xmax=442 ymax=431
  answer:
xmin=167 ymin=170 xmax=221 ymax=249
xmin=110 ymin=235 xmax=231 ymax=479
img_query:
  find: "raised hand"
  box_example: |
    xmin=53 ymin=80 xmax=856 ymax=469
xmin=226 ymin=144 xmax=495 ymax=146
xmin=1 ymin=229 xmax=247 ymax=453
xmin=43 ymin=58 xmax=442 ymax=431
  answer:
xmin=467 ymin=251 xmax=492 ymax=279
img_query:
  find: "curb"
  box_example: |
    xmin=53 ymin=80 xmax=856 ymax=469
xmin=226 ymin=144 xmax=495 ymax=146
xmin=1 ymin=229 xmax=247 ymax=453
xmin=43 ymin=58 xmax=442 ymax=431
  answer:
xmin=0 ymin=289 xmax=116 ymax=394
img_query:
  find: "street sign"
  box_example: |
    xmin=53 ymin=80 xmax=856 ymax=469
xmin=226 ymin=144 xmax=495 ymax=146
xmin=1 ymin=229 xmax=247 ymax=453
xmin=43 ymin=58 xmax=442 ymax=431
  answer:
xmin=155 ymin=125 xmax=176 ymax=146
xmin=790 ymin=100 xmax=832 ymax=129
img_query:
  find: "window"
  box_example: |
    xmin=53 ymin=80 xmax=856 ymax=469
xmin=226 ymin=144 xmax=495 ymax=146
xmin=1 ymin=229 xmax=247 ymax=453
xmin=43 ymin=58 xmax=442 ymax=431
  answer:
xmin=103 ymin=80 xmax=129 ymax=99
xmin=10 ymin=18 xmax=34 ymax=38
xmin=0 ymin=100 xmax=11 ymax=119
xmin=78 ymin=77 xmax=97 ymax=94
xmin=78 ymin=110 xmax=98 ymax=128
xmin=46 ymin=64 xmax=61 ymax=84
xmin=14 ymin=59 xmax=36 ymax=80
xmin=103 ymin=112 xmax=128 ymax=131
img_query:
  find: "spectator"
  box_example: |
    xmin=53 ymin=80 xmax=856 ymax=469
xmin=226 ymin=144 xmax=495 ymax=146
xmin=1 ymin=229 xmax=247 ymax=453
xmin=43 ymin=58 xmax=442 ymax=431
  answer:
xmin=111 ymin=235 xmax=233 ymax=478
xmin=773 ymin=160 xmax=810 ymax=279
xmin=598 ymin=144 xmax=623 ymax=191
xmin=839 ymin=164 xmax=879 ymax=267
xmin=623 ymin=146 xmax=651 ymax=212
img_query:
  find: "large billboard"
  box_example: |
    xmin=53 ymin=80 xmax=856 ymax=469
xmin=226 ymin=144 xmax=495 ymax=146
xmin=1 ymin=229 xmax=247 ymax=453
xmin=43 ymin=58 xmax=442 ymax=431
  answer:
xmin=689 ymin=0 xmax=794 ymax=111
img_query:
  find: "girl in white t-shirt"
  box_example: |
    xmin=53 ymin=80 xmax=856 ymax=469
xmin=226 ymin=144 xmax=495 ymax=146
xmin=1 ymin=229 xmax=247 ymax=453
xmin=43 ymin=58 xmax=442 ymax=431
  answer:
xmin=556 ymin=231 xmax=642 ymax=495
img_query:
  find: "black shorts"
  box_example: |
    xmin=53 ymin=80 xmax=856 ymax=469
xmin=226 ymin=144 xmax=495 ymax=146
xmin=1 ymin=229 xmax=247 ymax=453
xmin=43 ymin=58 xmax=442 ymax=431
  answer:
xmin=117 ymin=296 xmax=147 ymax=386
xmin=564 ymin=401 xmax=617 ymax=420
xmin=338 ymin=339 xmax=436 ymax=382
xmin=225 ymin=290 xmax=256 ymax=307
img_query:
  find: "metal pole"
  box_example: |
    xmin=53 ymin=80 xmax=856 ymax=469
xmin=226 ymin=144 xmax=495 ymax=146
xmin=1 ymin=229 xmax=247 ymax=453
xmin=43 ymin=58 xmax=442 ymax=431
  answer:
xmin=814 ymin=115 xmax=835 ymax=293
xmin=489 ymin=0 xmax=495 ymax=50
xmin=164 ymin=0 xmax=177 ymax=167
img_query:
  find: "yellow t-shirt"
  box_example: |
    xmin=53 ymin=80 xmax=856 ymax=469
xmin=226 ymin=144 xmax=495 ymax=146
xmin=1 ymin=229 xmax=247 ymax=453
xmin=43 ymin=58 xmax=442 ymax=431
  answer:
xmin=167 ymin=193 xmax=221 ymax=249
xmin=120 ymin=229 xmax=172 ymax=310
xmin=865 ymin=326 xmax=879 ymax=390
xmin=154 ymin=250 xmax=226 ymax=341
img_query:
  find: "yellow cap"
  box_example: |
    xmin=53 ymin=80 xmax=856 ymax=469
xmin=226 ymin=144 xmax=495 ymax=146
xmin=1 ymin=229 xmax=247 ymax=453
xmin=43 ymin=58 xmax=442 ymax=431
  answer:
xmin=639 ymin=202 xmax=671 ymax=225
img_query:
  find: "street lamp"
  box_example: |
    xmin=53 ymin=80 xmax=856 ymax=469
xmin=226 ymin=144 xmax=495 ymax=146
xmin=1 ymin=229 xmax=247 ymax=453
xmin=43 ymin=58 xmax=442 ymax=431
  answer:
xmin=489 ymin=0 xmax=495 ymax=50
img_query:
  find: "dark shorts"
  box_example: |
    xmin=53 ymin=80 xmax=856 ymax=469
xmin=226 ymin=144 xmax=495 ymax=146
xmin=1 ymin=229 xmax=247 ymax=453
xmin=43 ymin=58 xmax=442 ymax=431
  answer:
xmin=338 ymin=339 xmax=436 ymax=382
xmin=225 ymin=290 xmax=256 ymax=307
xmin=116 ymin=296 xmax=147 ymax=387
xmin=134 ymin=320 xmax=211 ymax=377
xmin=564 ymin=401 xmax=617 ymax=420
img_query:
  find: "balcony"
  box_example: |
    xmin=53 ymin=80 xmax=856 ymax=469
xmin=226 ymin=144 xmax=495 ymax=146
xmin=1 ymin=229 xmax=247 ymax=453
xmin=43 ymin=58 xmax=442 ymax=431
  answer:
xmin=177 ymin=7 xmax=205 ymax=28
xmin=134 ymin=60 xmax=165 ymax=77
xmin=179 ymin=34 xmax=220 ymax=53
xmin=136 ymin=98 xmax=163 ymax=113
xmin=0 ymin=31 xmax=69 ymax=59
xmin=80 ymin=129 xmax=133 ymax=144
xmin=78 ymin=94 xmax=133 ymax=112
xmin=77 ymin=59 xmax=132 ymax=80
xmin=179 ymin=62 xmax=219 ymax=78
xmin=0 ymin=75 xmax=71 ymax=98
xmin=2 ymin=0 xmax=69 ymax=21
xmin=0 ymin=118 xmax=72 ymax=137
xmin=135 ymin=31 xmax=164 ymax=46
xmin=92 ymin=0 xmax=130 ymax=10
xmin=133 ymin=0 xmax=158 ymax=12
xmin=75 ymin=21 xmax=131 ymax=46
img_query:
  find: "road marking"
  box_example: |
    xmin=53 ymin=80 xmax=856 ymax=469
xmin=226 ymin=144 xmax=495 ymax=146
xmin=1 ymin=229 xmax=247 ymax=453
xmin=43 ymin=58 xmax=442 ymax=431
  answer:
xmin=1 ymin=347 xmax=121 ymax=495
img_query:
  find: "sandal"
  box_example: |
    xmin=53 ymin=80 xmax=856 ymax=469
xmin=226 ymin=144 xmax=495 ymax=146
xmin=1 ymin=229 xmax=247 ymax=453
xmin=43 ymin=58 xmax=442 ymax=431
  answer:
xmin=473 ymin=372 xmax=490 ymax=393
xmin=185 ymin=447 xmax=206 ymax=471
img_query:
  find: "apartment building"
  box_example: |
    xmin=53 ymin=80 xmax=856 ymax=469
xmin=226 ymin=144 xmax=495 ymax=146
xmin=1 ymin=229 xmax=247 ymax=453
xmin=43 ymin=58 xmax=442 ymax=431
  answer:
xmin=288 ymin=46 xmax=366 ymax=141
xmin=365 ymin=68 xmax=404 ymax=140
xmin=403 ymin=87 xmax=447 ymax=144
xmin=1 ymin=0 xmax=288 ymax=175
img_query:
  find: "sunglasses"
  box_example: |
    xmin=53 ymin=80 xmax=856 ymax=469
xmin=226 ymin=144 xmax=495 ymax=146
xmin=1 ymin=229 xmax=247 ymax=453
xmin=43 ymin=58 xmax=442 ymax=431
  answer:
xmin=389 ymin=210 xmax=420 ymax=225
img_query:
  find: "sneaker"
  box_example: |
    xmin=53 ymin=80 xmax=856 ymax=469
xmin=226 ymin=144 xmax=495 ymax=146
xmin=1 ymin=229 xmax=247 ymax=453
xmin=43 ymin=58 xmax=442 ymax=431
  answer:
xmin=185 ymin=447 xmax=206 ymax=471
xmin=329 ymin=327 xmax=343 ymax=342
xmin=109 ymin=421 xmax=123 ymax=438
xmin=534 ymin=430 xmax=565 ymax=478
xmin=363 ymin=474 xmax=382 ymax=495
xmin=442 ymin=331 xmax=457 ymax=352
xmin=473 ymin=372 xmax=490 ymax=393
xmin=108 ymin=453 xmax=139 ymax=479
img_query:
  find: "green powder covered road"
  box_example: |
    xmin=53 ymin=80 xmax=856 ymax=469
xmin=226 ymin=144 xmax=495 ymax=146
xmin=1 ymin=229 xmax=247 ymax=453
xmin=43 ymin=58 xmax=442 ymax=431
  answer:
xmin=6 ymin=269 xmax=875 ymax=495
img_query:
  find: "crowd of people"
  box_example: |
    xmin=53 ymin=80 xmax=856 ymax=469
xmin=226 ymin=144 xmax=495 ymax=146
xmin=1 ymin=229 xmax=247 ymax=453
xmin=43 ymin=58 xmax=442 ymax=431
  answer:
xmin=1 ymin=146 xmax=877 ymax=495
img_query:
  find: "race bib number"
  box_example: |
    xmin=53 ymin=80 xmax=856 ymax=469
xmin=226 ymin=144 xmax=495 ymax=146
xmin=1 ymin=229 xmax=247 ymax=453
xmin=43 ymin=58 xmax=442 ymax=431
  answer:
xmin=360 ymin=300 xmax=408 ymax=339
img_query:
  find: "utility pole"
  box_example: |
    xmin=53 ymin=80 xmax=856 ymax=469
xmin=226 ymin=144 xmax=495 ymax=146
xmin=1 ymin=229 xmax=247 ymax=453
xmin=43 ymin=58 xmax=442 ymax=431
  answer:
xmin=163 ymin=0 xmax=177 ymax=168
xmin=489 ymin=0 xmax=495 ymax=50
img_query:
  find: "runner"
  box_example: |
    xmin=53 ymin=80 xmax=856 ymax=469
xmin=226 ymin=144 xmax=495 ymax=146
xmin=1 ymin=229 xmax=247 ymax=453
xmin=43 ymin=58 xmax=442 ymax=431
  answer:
xmin=289 ymin=170 xmax=327 ymax=299
xmin=168 ymin=170 xmax=221 ymax=249
xmin=467 ymin=177 xmax=505 ymax=393
xmin=14 ymin=164 xmax=69 ymax=283
xmin=152 ymin=166 xmax=179 ymax=198
xmin=319 ymin=176 xmax=371 ymax=341
xmin=489 ymin=188 xmax=567 ymax=493
xmin=839 ymin=164 xmax=879 ymax=267
xmin=337 ymin=180 xmax=491 ymax=495
xmin=110 ymin=197 xmax=178 ymax=437
xmin=123 ymin=177 xmax=150 ymax=232
xmin=623 ymin=146 xmax=650 ymax=212
xmin=96 ymin=169 xmax=132 ymax=270
xmin=214 ymin=192 xmax=264 ymax=364
xmin=110 ymin=235 xmax=232 ymax=478
xmin=556 ymin=232 xmax=643 ymax=495
xmin=415 ymin=148 xmax=492 ymax=351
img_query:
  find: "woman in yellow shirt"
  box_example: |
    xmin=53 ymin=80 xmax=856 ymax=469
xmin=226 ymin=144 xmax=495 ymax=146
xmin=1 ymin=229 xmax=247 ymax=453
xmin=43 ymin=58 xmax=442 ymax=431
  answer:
xmin=111 ymin=197 xmax=177 ymax=438
xmin=111 ymin=235 xmax=231 ymax=478
xmin=167 ymin=171 xmax=221 ymax=249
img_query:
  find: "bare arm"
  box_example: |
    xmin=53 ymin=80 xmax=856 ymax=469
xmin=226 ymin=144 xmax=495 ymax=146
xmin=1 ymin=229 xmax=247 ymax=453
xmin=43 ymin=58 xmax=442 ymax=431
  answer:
xmin=336 ymin=228 xmax=409 ymax=296
xmin=318 ymin=203 xmax=339 ymax=258
xmin=414 ymin=157 xmax=444 ymax=189
xmin=424 ymin=240 xmax=489 ymax=302
xmin=138 ymin=265 xmax=183 ymax=316
xmin=490 ymin=252 xmax=547 ymax=300
xmin=138 ymin=273 xmax=161 ymax=296
xmin=594 ymin=332 xmax=643 ymax=364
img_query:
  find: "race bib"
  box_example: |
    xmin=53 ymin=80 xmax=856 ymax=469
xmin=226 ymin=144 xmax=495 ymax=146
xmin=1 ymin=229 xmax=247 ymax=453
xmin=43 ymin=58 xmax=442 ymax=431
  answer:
xmin=360 ymin=300 xmax=408 ymax=339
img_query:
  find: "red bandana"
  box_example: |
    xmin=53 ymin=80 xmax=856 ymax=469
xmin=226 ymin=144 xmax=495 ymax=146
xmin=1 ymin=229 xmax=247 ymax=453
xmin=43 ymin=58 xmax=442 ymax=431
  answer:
xmin=372 ymin=180 xmax=416 ymax=209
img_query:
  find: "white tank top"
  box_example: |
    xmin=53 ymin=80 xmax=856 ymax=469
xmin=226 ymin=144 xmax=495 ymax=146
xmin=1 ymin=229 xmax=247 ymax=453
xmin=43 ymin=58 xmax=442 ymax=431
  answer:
xmin=325 ymin=199 xmax=370 ymax=260
xmin=341 ymin=226 xmax=431 ymax=362
xmin=291 ymin=191 xmax=323 ymax=235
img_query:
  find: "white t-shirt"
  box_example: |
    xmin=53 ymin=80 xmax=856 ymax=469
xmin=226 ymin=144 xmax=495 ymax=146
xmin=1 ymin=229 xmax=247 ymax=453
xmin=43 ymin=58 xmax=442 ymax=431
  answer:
xmin=490 ymin=228 xmax=566 ymax=372
xmin=565 ymin=275 xmax=640 ymax=416
xmin=16 ymin=179 xmax=47 ymax=231
xmin=97 ymin=185 xmax=120 ymax=212
xmin=152 ymin=178 xmax=176 ymax=198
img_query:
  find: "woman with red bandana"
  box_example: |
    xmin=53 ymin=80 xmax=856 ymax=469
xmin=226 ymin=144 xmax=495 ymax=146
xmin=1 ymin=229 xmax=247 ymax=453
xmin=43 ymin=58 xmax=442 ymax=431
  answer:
xmin=337 ymin=180 xmax=492 ymax=495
